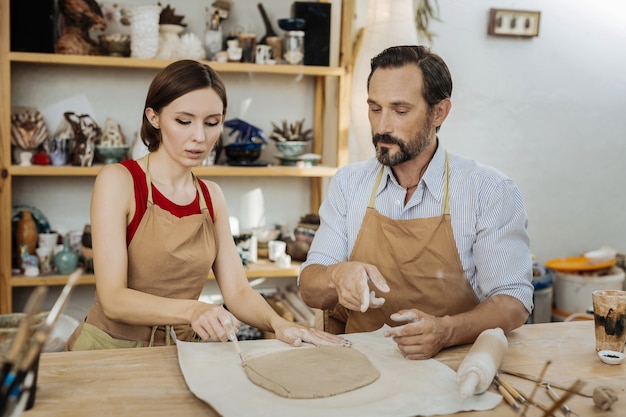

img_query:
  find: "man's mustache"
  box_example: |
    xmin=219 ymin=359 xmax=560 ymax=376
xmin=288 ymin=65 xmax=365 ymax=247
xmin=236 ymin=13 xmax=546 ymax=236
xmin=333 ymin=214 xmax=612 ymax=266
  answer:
xmin=373 ymin=134 xmax=401 ymax=146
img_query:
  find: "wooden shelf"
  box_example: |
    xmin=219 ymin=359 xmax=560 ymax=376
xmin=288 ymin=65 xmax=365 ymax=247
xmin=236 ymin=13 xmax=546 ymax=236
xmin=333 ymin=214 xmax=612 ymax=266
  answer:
xmin=9 ymin=52 xmax=346 ymax=77
xmin=10 ymin=260 xmax=300 ymax=287
xmin=0 ymin=0 xmax=356 ymax=314
xmin=9 ymin=164 xmax=337 ymax=178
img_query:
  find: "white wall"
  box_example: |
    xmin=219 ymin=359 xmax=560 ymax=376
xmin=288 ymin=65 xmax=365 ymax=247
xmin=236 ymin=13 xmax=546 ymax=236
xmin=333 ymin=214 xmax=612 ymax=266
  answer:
xmin=351 ymin=0 xmax=626 ymax=264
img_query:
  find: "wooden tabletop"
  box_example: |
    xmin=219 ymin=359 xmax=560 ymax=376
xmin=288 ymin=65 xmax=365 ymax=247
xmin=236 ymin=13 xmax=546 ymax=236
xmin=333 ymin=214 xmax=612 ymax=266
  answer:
xmin=23 ymin=321 xmax=625 ymax=417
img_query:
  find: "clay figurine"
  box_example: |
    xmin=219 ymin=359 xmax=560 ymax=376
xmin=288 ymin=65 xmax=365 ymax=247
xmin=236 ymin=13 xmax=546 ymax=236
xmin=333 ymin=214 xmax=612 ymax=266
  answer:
xmin=64 ymin=111 xmax=101 ymax=167
xmin=55 ymin=0 xmax=106 ymax=55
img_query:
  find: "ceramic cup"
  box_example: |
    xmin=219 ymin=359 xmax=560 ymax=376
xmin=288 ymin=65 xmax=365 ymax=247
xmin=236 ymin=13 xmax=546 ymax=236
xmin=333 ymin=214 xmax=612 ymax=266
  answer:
xmin=268 ymin=240 xmax=287 ymax=261
xmin=38 ymin=232 xmax=59 ymax=250
xmin=265 ymin=36 xmax=283 ymax=62
xmin=36 ymin=246 xmax=53 ymax=274
xmin=19 ymin=151 xmax=33 ymax=166
xmin=275 ymin=253 xmax=291 ymax=268
xmin=592 ymin=289 xmax=626 ymax=353
xmin=255 ymin=44 xmax=272 ymax=64
xmin=227 ymin=46 xmax=242 ymax=62
xmin=238 ymin=33 xmax=256 ymax=63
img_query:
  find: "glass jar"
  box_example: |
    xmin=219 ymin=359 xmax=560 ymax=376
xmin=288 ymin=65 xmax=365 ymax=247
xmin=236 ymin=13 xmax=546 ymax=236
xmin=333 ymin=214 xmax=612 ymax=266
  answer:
xmin=283 ymin=30 xmax=304 ymax=65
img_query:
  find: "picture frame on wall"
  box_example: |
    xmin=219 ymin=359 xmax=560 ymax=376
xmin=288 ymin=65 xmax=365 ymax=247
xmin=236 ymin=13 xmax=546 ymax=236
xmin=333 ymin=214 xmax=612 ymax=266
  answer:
xmin=487 ymin=8 xmax=541 ymax=38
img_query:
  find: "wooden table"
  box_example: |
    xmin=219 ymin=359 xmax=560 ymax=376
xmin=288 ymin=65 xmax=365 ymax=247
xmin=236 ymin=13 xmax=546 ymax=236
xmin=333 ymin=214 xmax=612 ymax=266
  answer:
xmin=22 ymin=321 xmax=625 ymax=417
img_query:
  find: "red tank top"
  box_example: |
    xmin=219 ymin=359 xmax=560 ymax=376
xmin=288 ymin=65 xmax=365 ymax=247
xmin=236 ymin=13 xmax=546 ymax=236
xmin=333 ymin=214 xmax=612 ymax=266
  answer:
xmin=120 ymin=160 xmax=215 ymax=245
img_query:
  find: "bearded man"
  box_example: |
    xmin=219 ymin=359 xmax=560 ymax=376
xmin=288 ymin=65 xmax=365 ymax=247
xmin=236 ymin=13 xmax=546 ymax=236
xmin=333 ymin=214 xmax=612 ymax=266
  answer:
xmin=299 ymin=45 xmax=533 ymax=359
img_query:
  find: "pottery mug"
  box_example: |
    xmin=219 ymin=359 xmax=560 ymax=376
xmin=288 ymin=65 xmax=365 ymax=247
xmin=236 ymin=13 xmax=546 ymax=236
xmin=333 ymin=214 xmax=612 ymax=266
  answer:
xmin=227 ymin=46 xmax=242 ymax=62
xmin=238 ymin=33 xmax=256 ymax=63
xmin=255 ymin=44 xmax=272 ymax=64
xmin=265 ymin=36 xmax=283 ymax=62
xmin=268 ymin=240 xmax=287 ymax=261
xmin=592 ymin=290 xmax=626 ymax=353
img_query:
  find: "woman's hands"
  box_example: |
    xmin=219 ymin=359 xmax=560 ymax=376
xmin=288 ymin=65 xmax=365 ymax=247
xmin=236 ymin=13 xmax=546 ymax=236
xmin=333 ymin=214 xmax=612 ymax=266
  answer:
xmin=191 ymin=302 xmax=241 ymax=342
xmin=274 ymin=322 xmax=351 ymax=347
xmin=190 ymin=303 xmax=351 ymax=348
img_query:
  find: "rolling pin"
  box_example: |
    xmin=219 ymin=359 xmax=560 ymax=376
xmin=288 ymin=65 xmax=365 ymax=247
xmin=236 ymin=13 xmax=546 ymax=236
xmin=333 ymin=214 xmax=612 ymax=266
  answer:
xmin=457 ymin=328 xmax=508 ymax=398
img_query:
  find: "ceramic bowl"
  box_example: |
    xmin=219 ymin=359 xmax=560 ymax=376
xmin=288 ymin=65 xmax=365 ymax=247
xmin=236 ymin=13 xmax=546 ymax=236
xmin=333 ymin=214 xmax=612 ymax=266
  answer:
xmin=584 ymin=247 xmax=617 ymax=265
xmin=224 ymin=143 xmax=263 ymax=164
xmin=96 ymin=145 xmax=129 ymax=164
xmin=598 ymin=350 xmax=625 ymax=365
xmin=277 ymin=18 xmax=306 ymax=31
xmin=275 ymin=141 xmax=309 ymax=157
xmin=99 ymin=33 xmax=131 ymax=57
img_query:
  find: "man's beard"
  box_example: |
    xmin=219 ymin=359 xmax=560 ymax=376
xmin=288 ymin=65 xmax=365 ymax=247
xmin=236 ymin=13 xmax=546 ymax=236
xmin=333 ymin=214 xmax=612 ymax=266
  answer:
xmin=373 ymin=128 xmax=434 ymax=167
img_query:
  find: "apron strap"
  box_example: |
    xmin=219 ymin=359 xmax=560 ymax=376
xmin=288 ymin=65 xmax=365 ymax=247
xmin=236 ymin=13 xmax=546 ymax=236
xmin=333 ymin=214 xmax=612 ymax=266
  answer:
xmin=442 ymin=151 xmax=450 ymax=215
xmin=368 ymin=167 xmax=385 ymax=208
xmin=145 ymin=154 xmax=208 ymax=211
xmin=192 ymin=174 xmax=208 ymax=211
xmin=143 ymin=154 xmax=153 ymax=205
xmin=369 ymin=151 xmax=450 ymax=213
xmin=149 ymin=325 xmax=172 ymax=347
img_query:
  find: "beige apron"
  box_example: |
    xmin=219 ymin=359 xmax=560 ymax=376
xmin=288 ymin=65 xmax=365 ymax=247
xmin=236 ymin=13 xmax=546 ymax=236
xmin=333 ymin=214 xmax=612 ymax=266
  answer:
xmin=327 ymin=153 xmax=480 ymax=334
xmin=68 ymin=155 xmax=216 ymax=350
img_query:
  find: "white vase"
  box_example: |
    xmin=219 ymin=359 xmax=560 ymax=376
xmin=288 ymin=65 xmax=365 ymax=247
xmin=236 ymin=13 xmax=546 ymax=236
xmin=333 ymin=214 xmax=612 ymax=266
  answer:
xmin=128 ymin=5 xmax=161 ymax=59
xmin=349 ymin=0 xmax=418 ymax=162
xmin=155 ymin=24 xmax=184 ymax=60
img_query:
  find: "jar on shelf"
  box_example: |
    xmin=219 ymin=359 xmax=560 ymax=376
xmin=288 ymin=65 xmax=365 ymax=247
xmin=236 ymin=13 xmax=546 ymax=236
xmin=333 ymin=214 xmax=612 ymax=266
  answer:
xmin=54 ymin=234 xmax=79 ymax=275
xmin=283 ymin=31 xmax=304 ymax=65
xmin=16 ymin=210 xmax=38 ymax=255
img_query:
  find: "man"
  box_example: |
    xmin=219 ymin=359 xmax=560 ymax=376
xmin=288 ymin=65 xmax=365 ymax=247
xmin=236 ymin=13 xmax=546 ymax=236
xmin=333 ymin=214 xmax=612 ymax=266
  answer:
xmin=299 ymin=45 xmax=534 ymax=359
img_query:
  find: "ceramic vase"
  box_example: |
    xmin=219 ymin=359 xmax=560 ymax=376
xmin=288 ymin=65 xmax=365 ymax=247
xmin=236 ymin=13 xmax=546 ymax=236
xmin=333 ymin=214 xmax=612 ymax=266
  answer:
xmin=16 ymin=210 xmax=38 ymax=255
xmin=128 ymin=5 xmax=161 ymax=59
xmin=350 ymin=0 xmax=418 ymax=161
xmin=54 ymin=235 xmax=79 ymax=275
xmin=156 ymin=24 xmax=184 ymax=60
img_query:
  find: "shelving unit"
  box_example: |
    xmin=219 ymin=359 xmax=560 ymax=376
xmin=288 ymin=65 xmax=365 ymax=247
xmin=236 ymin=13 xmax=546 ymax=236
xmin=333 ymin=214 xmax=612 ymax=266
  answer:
xmin=0 ymin=0 xmax=355 ymax=314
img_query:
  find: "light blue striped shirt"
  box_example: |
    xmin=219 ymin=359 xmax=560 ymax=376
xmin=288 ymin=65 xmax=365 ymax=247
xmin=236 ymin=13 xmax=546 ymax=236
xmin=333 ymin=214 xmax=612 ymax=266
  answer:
xmin=301 ymin=143 xmax=534 ymax=313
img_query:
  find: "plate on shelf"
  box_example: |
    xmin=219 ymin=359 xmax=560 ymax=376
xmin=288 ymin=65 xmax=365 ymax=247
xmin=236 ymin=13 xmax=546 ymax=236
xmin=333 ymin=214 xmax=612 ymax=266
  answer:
xmin=275 ymin=153 xmax=321 ymax=167
xmin=545 ymin=256 xmax=616 ymax=272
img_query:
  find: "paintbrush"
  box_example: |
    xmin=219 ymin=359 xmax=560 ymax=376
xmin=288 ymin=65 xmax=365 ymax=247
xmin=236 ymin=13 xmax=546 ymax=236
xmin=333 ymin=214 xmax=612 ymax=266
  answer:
xmin=0 ymin=268 xmax=82 ymax=412
xmin=0 ymin=286 xmax=47 ymax=387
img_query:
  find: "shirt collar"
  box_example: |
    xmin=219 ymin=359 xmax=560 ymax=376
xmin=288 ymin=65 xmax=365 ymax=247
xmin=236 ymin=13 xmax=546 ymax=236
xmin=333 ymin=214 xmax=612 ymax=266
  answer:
xmin=378 ymin=139 xmax=447 ymax=204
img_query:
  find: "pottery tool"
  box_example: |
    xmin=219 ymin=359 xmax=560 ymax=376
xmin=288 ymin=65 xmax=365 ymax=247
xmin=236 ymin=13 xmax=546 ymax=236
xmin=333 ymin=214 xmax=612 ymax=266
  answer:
xmin=228 ymin=321 xmax=243 ymax=362
xmin=0 ymin=286 xmax=47 ymax=387
xmin=542 ymin=382 xmax=580 ymax=417
xmin=495 ymin=374 xmax=554 ymax=415
xmin=494 ymin=374 xmax=527 ymax=405
xmin=499 ymin=369 xmax=593 ymax=398
xmin=0 ymin=268 xmax=82 ymax=411
xmin=492 ymin=378 xmax=522 ymax=413
xmin=539 ymin=380 xmax=585 ymax=417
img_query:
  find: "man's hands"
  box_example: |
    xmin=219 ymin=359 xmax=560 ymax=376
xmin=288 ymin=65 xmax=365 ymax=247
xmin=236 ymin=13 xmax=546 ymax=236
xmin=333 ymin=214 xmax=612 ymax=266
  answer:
xmin=328 ymin=262 xmax=390 ymax=312
xmin=383 ymin=309 xmax=451 ymax=360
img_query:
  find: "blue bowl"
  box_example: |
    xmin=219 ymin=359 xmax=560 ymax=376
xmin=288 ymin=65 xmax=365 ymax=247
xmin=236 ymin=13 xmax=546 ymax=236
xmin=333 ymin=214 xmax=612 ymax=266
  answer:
xmin=278 ymin=18 xmax=306 ymax=31
xmin=224 ymin=143 xmax=263 ymax=163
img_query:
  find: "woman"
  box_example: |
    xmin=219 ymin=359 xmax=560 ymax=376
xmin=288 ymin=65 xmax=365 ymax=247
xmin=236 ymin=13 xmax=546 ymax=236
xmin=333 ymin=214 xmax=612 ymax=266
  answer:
xmin=67 ymin=60 xmax=348 ymax=350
